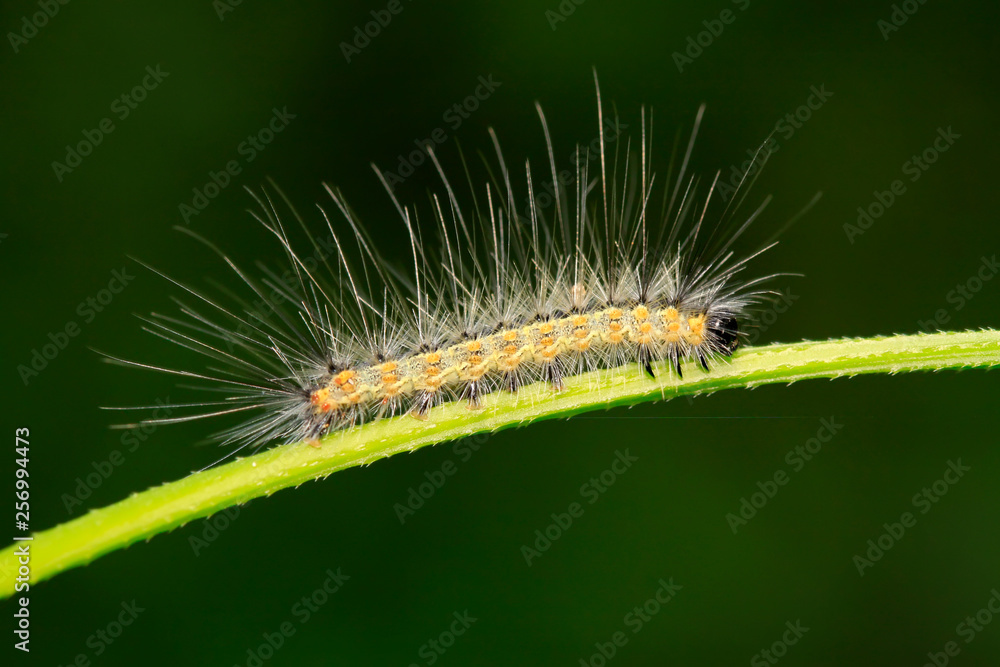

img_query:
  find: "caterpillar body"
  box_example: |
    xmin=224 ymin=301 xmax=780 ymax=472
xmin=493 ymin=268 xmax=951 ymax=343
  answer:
xmin=112 ymin=74 xmax=781 ymax=456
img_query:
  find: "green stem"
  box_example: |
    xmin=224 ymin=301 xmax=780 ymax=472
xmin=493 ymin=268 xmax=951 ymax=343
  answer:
xmin=3 ymin=330 xmax=998 ymax=596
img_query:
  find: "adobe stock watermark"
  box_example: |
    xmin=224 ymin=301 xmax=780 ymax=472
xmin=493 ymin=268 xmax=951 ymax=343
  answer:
xmin=545 ymin=0 xmax=586 ymax=30
xmin=922 ymin=588 xmax=1000 ymax=667
xmin=406 ymin=611 xmax=477 ymax=667
xmin=672 ymin=0 xmax=752 ymax=73
xmin=57 ymin=600 xmax=145 ymax=665
xmin=51 ymin=65 xmax=170 ymax=182
xmin=340 ymin=0 xmax=415 ymax=63
xmin=743 ymin=287 xmax=800 ymax=346
xmin=852 ymin=459 xmax=971 ymax=576
xmin=577 ymin=578 xmax=682 ymax=667
xmin=726 ymin=417 xmax=843 ymax=534
xmin=520 ymin=449 xmax=638 ymax=566
xmin=917 ymin=255 xmax=999 ymax=333
xmin=393 ymin=433 xmax=489 ymax=524
xmin=189 ymin=506 xmax=242 ymax=556
xmin=232 ymin=567 xmax=350 ymax=667
xmin=877 ymin=0 xmax=930 ymax=41
xmin=380 ymin=74 xmax=503 ymax=190
xmin=61 ymin=397 xmax=174 ymax=515
xmin=177 ymin=106 xmax=296 ymax=224
xmin=213 ymin=0 xmax=246 ymax=21
xmin=7 ymin=0 xmax=71 ymax=54
xmin=17 ymin=266 xmax=136 ymax=386
xmin=844 ymin=126 xmax=960 ymax=244
xmin=520 ymin=117 xmax=629 ymax=220
xmin=750 ymin=620 xmax=810 ymax=667
xmin=717 ymin=84 xmax=833 ymax=202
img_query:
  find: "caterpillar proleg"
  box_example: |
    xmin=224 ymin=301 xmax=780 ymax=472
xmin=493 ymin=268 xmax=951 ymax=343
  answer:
xmin=108 ymin=73 xmax=785 ymax=459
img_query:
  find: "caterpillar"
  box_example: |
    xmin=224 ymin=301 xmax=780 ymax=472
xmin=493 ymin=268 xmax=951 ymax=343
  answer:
xmin=109 ymin=73 xmax=783 ymax=459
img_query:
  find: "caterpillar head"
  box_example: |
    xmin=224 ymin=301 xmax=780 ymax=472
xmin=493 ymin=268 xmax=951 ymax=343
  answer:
xmin=710 ymin=317 xmax=741 ymax=356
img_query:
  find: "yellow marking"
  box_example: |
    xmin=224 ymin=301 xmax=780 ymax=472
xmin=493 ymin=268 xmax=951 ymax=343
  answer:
xmin=381 ymin=373 xmax=398 ymax=385
xmin=667 ymin=322 xmax=680 ymax=333
xmin=639 ymin=322 xmax=653 ymax=334
xmin=503 ymin=331 xmax=518 ymax=342
xmin=425 ymin=366 xmax=440 ymax=377
xmin=572 ymin=315 xmax=588 ymax=327
xmin=539 ymin=322 xmax=554 ymax=334
xmin=540 ymin=336 xmax=554 ymax=347
xmin=469 ymin=354 xmax=483 ymax=365
xmin=609 ymin=322 xmax=622 ymax=332
xmin=503 ymin=344 xmax=518 ymax=355
xmin=609 ymin=332 xmax=623 ymax=344
xmin=380 ymin=361 xmax=397 ymax=373
xmin=310 ymin=388 xmax=329 ymax=405
xmin=467 ymin=340 xmax=482 ymax=352
xmin=575 ymin=340 xmax=590 ymax=351
xmin=608 ymin=308 xmax=623 ymax=320
xmin=574 ymin=329 xmax=589 ymax=339
xmin=542 ymin=347 xmax=559 ymax=359
xmin=425 ymin=352 xmax=441 ymax=364
xmin=687 ymin=314 xmax=706 ymax=334
xmin=664 ymin=307 xmax=679 ymax=320
xmin=334 ymin=370 xmax=356 ymax=387
xmin=634 ymin=305 xmax=649 ymax=320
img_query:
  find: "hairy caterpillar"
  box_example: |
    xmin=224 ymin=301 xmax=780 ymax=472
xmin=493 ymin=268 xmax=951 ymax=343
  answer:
xmin=108 ymin=73 xmax=783 ymax=459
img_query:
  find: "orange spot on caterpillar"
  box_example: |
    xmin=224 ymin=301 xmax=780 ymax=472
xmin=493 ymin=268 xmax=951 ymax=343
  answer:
xmin=634 ymin=305 xmax=649 ymax=320
xmin=608 ymin=308 xmax=623 ymax=320
xmin=502 ymin=331 xmax=518 ymax=342
xmin=575 ymin=340 xmax=590 ymax=351
xmin=573 ymin=315 xmax=588 ymax=327
xmin=381 ymin=373 xmax=398 ymax=384
xmin=663 ymin=307 xmax=679 ymax=320
xmin=609 ymin=322 xmax=622 ymax=332
xmin=574 ymin=329 xmax=589 ymax=339
xmin=425 ymin=366 xmax=440 ymax=376
xmin=425 ymin=352 xmax=441 ymax=364
xmin=639 ymin=322 xmax=653 ymax=334
xmin=469 ymin=354 xmax=483 ymax=364
xmin=539 ymin=323 xmax=554 ymax=334
xmin=540 ymin=336 xmax=554 ymax=347
xmin=609 ymin=332 xmax=624 ymax=344
xmin=503 ymin=344 xmax=518 ymax=355
xmin=467 ymin=340 xmax=482 ymax=352
xmin=307 ymin=439 xmax=322 ymax=448
xmin=333 ymin=370 xmax=356 ymax=387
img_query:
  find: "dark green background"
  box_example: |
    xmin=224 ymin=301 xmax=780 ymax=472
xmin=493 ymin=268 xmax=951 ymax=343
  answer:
xmin=3 ymin=0 xmax=999 ymax=664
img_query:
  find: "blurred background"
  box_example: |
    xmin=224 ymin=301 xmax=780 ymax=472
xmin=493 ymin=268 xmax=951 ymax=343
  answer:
xmin=3 ymin=0 xmax=999 ymax=664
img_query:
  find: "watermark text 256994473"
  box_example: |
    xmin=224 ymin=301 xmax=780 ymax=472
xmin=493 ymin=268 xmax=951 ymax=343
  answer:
xmin=13 ymin=427 xmax=32 ymax=653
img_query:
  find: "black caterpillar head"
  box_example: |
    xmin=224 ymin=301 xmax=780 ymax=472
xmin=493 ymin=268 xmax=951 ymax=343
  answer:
xmin=711 ymin=317 xmax=740 ymax=356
